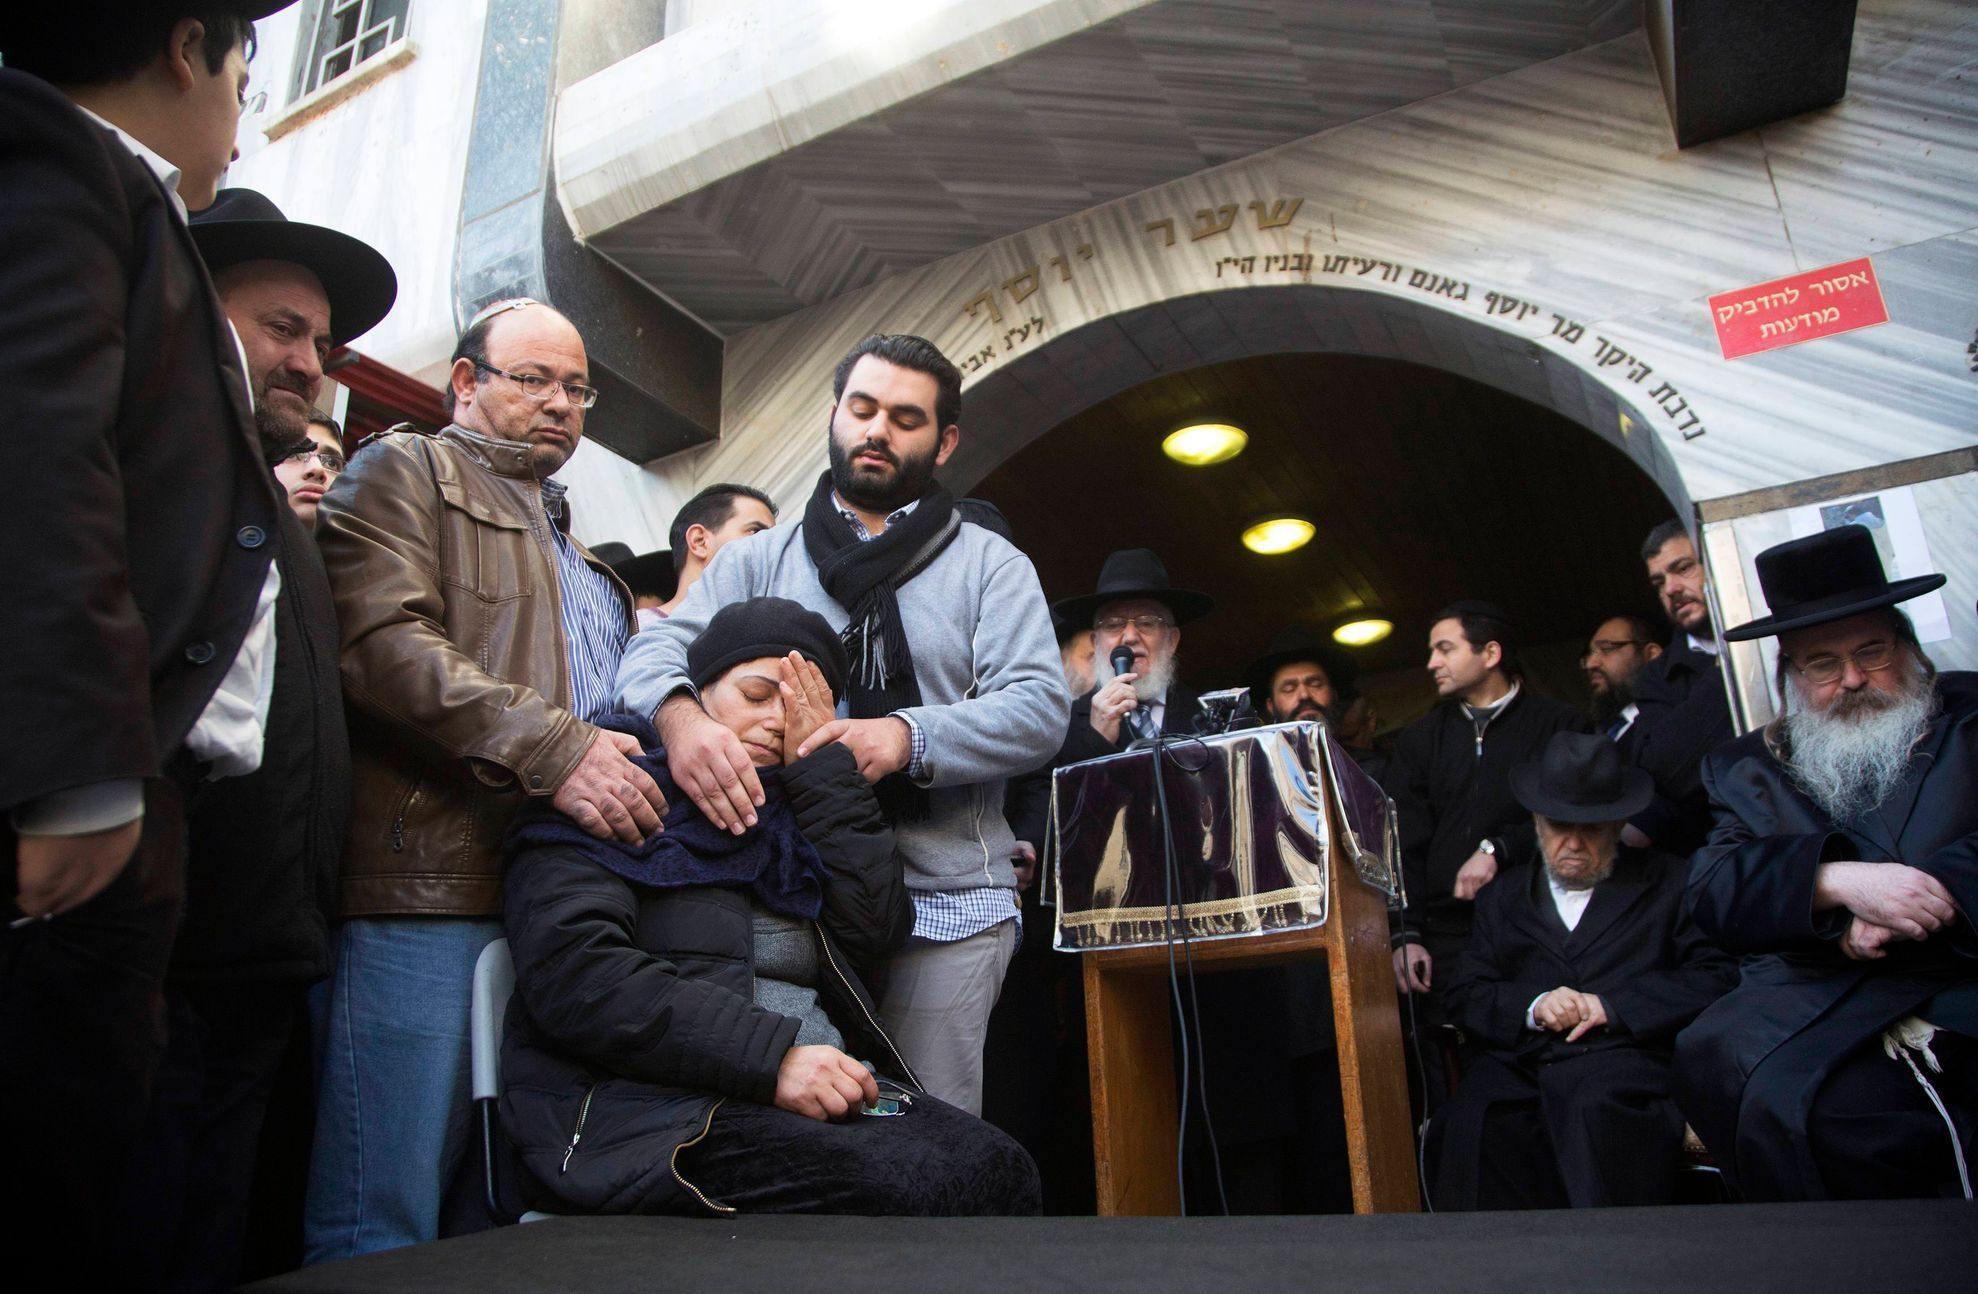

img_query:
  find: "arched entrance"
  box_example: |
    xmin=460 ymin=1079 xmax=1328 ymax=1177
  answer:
xmin=950 ymin=285 xmax=1686 ymax=718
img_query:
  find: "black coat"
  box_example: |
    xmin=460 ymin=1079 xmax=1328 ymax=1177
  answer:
xmin=500 ymin=744 xmax=915 ymax=1215
xmin=1445 ymin=850 xmax=1734 ymax=1058
xmin=174 ymin=510 xmax=350 ymax=984
xmin=1387 ymin=687 xmax=1588 ymax=940
xmin=0 ymin=71 xmax=278 ymax=816
xmin=1675 ymin=672 xmax=1978 ymax=1200
xmin=1626 ymin=634 xmax=1734 ymax=855
xmin=1435 ymin=849 xmax=1735 ymax=1208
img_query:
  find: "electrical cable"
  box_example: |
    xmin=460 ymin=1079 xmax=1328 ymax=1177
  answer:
xmin=1152 ymin=727 xmax=1228 ymax=1215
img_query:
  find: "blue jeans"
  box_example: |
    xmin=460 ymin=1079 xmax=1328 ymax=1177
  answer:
xmin=303 ymin=916 xmax=501 ymax=1263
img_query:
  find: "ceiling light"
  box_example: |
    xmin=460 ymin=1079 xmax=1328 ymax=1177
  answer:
xmin=1333 ymin=618 xmax=1393 ymax=647
xmin=1163 ymin=423 xmax=1247 ymax=466
xmin=1241 ymin=516 xmax=1314 ymax=555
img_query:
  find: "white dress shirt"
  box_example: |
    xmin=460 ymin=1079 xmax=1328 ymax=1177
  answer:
xmin=1525 ymin=876 xmax=1598 ymax=1030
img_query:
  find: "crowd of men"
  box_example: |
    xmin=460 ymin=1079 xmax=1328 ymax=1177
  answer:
xmin=2 ymin=3 xmax=1973 ymax=1288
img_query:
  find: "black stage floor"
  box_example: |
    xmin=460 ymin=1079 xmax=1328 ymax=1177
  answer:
xmin=249 ymin=1200 xmax=1976 ymax=1292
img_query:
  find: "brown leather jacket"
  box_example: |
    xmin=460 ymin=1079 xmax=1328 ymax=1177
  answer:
xmin=316 ymin=425 xmax=632 ymax=917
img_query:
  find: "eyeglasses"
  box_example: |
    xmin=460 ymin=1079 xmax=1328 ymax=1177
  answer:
xmin=1581 ymin=638 xmax=1648 ymax=663
xmin=1787 ymin=641 xmax=1898 ymax=687
xmin=473 ymin=361 xmax=599 ymax=410
xmin=1095 ymin=615 xmax=1174 ymax=636
xmin=281 ymin=447 xmax=345 ymax=474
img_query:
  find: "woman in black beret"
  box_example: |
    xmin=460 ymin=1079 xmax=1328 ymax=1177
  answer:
xmin=498 ymin=597 xmax=1039 ymax=1217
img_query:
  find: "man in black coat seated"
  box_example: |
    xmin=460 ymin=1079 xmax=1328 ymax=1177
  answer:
xmin=1677 ymin=528 xmax=1978 ymax=1201
xmin=502 ymin=599 xmax=1039 ymax=1216
xmin=1430 ymin=733 xmax=1735 ymax=1209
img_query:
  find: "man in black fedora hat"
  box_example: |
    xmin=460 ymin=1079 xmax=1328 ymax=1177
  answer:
xmin=1676 ymin=524 xmax=1978 ymax=1202
xmin=1051 ymin=548 xmax=1214 ymax=764
xmin=1429 ymin=732 xmax=1734 ymax=1210
xmin=0 ymin=2 xmax=290 ymax=1263
xmin=109 ymin=186 xmax=395 ymax=1286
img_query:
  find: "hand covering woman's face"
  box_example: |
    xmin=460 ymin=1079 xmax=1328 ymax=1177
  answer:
xmin=704 ymin=656 xmax=790 ymax=768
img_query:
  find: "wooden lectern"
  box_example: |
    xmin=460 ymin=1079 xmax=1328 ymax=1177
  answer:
xmin=1064 ymin=731 xmax=1421 ymax=1215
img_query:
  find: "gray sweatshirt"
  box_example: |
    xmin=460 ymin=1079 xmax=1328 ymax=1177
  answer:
xmin=613 ymin=516 xmax=1070 ymax=894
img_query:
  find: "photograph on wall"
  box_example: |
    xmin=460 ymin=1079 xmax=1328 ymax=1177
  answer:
xmin=1787 ymin=486 xmax=1952 ymax=642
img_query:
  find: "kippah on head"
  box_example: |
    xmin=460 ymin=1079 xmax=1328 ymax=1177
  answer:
xmin=687 ymin=597 xmax=848 ymax=701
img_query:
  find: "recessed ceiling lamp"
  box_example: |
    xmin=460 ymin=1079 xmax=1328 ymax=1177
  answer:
xmin=1333 ymin=618 xmax=1394 ymax=647
xmin=1241 ymin=516 xmax=1315 ymax=555
xmin=1162 ymin=422 xmax=1248 ymax=466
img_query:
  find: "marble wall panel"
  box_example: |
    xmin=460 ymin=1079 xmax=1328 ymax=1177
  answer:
xmin=661 ymin=1 xmax=1972 ymax=540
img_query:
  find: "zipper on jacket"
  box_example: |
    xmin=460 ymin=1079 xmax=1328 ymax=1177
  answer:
xmin=815 ymin=924 xmax=923 ymax=1092
xmin=559 ymin=1083 xmax=597 ymax=1174
xmin=670 ymin=1099 xmax=737 ymax=1215
xmin=387 ymin=774 xmax=422 ymax=853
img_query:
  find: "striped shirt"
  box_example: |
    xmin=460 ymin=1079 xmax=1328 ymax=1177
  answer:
xmin=834 ymin=494 xmax=1015 ymax=945
xmin=543 ymin=481 xmax=628 ymax=724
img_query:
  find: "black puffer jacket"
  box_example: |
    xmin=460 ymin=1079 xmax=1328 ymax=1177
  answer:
xmin=501 ymin=743 xmax=915 ymax=1215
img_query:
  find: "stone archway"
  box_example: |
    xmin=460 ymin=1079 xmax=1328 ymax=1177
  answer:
xmin=946 ymin=283 xmax=1690 ymax=522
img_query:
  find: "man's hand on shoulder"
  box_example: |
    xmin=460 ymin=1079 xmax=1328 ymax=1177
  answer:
xmin=797 ymin=716 xmax=911 ymax=783
xmin=552 ymin=730 xmax=668 ymax=844
xmin=656 ymin=694 xmax=762 ymax=835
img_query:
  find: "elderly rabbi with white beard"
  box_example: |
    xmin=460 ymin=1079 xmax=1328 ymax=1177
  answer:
xmin=1675 ymin=526 xmax=1978 ymax=1203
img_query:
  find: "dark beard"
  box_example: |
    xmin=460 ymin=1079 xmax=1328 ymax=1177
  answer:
xmin=251 ymin=372 xmax=315 ymax=459
xmin=1589 ymin=679 xmax=1635 ymax=728
xmin=253 ymin=401 xmax=310 ymax=460
xmin=829 ymin=422 xmax=940 ymax=513
xmin=1269 ymin=698 xmax=1336 ymax=726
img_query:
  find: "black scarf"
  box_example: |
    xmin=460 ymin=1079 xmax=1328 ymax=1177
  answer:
xmin=504 ymin=714 xmax=826 ymax=919
xmin=801 ymin=471 xmax=960 ymax=820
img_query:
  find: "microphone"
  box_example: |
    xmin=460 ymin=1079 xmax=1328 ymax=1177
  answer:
xmin=1110 ymin=645 xmax=1136 ymax=680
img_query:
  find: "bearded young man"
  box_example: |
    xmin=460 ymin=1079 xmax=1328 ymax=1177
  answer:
xmin=617 ymin=333 xmax=1068 ymax=1115
xmin=1677 ymin=526 xmax=1978 ymax=1202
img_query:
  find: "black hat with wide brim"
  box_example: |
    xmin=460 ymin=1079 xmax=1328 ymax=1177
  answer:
xmin=1051 ymin=548 xmax=1214 ymax=627
xmin=1246 ymin=626 xmax=1359 ymax=706
xmin=1723 ymin=524 xmax=1945 ymax=642
xmin=1510 ymin=732 xmax=1654 ymax=824
xmin=190 ymin=187 xmax=397 ymax=345
xmin=590 ymin=543 xmax=677 ymax=601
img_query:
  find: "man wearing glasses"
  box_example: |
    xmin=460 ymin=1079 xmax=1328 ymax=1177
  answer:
xmin=1677 ymin=525 xmax=1977 ymax=1202
xmin=1582 ymin=613 xmax=1662 ymax=745
xmin=1051 ymin=548 xmax=1213 ymax=763
xmin=309 ymin=298 xmax=664 ymax=1259
xmin=274 ymin=416 xmax=347 ymax=529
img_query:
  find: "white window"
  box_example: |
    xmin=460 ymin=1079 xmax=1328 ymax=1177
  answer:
xmin=304 ymin=0 xmax=411 ymax=94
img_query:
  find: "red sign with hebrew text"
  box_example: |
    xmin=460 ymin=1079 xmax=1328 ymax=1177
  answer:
xmin=1709 ymin=257 xmax=1889 ymax=360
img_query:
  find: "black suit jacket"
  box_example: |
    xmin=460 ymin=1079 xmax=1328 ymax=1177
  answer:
xmin=1387 ymin=688 xmax=1589 ymax=939
xmin=1445 ymin=849 xmax=1734 ymax=1060
xmin=1626 ymin=633 xmax=1733 ymax=853
xmin=1676 ymin=672 xmax=1978 ymax=1194
xmin=0 ymin=71 xmax=277 ymax=815
xmin=176 ymin=510 xmax=350 ymax=984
